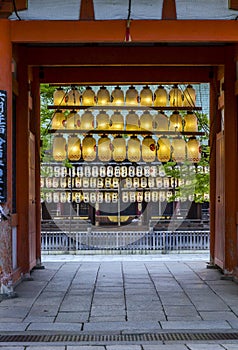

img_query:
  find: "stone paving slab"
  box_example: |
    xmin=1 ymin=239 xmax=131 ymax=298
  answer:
xmin=160 ymin=320 xmax=232 ymax=329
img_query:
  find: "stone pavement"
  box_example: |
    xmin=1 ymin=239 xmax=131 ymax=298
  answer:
xmin=0 ymin=253 xmax=238 ymax=349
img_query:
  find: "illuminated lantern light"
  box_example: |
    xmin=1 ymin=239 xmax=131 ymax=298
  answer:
xmin=81 ymin=86 xmax=96 ymax=106
xmin=142 ymin=136 xmax=156 ymax=162
xmin=153 ymin=112 xmax=168 ymax=132
xmin=110 ymin=111 xmax=124 ymax=130
xmin=67 ymin=86 xmax=81 ymax=106
xmin=152 ymin=191 xmax=159 ymax=202
xmin=140 ymin=111 xmax=153 ymax=131
xmin=111 ymin=86 xmax=124 ymax=105
xmin=169 ymin=84 xmax=183 ymax=107
xmin=112 ymin=136 xmax=126 ymax=162
xmin=187 ymin=137 xmax=201 ymax=163
xmin=157 ymin=137 xmax=171 ymax=162
xmin=53 ymin=136 xmax=66 ymax=161
xmin=169 ymin=111 xmax=183 ymax=132
xmin=159 ymin=191 xmax=166 ymax=202
xmin=45 ymin=192 xmax=53 ymax=203
xmin=82 ymin=135 xmax=96 ymax=161
xmin=66 ymin=110 xmax=80 ymax=130
xmin=184 ymin=111 xmax=198 ymax=133
xmin=140 ymin=85 xmax=153 ymax=106
xmin=81 ymin=111 xmax=94 ymax=130
xmin=137 ymin=191 xmax=143 ymax=202
xmin=171 ymin=137 xmax=186 ymax=163
xmin=53 ymin=87 xmax=66 ymax=106
xmin=98 ymin=136 xmax=112 ymax=162
xmin=127 ymin=136 xmax=141 ymax=162
xmin=122 ymin=192 xmax=129 ymax=203
xmin=183 ymin=84 xmax=196 ymax=107
xmin=96 ymin=110 xmax=110 ymax=130
xmin=154 ymin=85 xmax=168 ymax=107
xmin=144 ymin=191 xmax=151 ymax=202
xmin=52 ymin=110 xmax=66 ymax=130
xmin=97 ymin=86 xmax=110 ymax=105
xmin=68 ymin=136 xmax=81 ymax=161
xmin=125 ymin=85 xmax=139 ymax=106
xmin=126 ymin=110 xmax=139 ymax=131
xmin=75 ymin=192 xmax=82 ymax=203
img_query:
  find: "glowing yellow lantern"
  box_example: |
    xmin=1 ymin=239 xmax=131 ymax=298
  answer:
xmin=111 ymin=86 xmax=124 ymax=105
xmin=187 ymin=137 xmax=201 ymax=163
xmin=53 ymin=136 xmax=66 ymax=161
xmin=110 ymin=111 xmax=124 ymax=130
xmin=154 ymin=85 xmax=168 ymax=107
xmin=171 ymin=137 xmax=186 ymax=162
xmin=81 ymin=86 xmax=96 ymax=106
xmin=140 ymin=85 xmax=153 ymax=106
xmin=67 ymin=86 xmax=81 ymax=106
xmin=97 ymin=86 xmax=110 ymax=105
xmin=184 ymin=112 xmax=198 ymax=133
xmin=125 ymin=85 xmax=139 ymax=106
xmin=142 ymin=136 xmax=156 ymax=162
xmin=53 ymin=87 xmax=66 ymax=106
xmin=169 ymin=111 xmax=183 ymax=132
xmin=183 ymin=84 xmax=196 ymax=107
xmin=112 ymin=136 xmax=126 ymax=162
xmin=153 ymin=112 xmax=168 ymax=132
xmin=66 ymin=110 xmax=80 ymax=130
xmin=127 ymin=136 xmax=141 ymax=162
xmin=140 ymin=111 xmax=153 ymax=131
xmin=96 ymin=110 xmax=110 ymax=130
xmin=82 ymin=135 xmax=96 ymax=161
xmin=169 ymin=84 xmax=183 ymax=107
xmin=81 ymin=111 xmax=94 ymax=130
xmin=68 ymin=136 xmax=81 ymax=161
xmin=126 ymin=110 xmax=139 ymax=131
xmin=157 ymin=137 xmax=171 ymax=162
xmin=98 ymin=136 xmax=112 ymax=162
xmin=52 ymin=110 xmax=66 ymax=130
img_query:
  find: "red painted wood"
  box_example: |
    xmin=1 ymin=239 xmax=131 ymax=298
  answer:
xmin=80 ymin=0 xmax=95 ymax=20
xmin=162 ymin=0 xmax=177 ymax=20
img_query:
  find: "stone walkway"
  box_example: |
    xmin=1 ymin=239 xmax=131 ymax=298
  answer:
xmin=0 ymin=253 xmax=238 ymax=349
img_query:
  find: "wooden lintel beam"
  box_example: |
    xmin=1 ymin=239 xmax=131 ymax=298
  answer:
xmin=80 ymin=0 xmax=95 ymax=20
xmin=162 ymin=0 xmax=177 ymax=20
xmin=10 ymin=20 xmax=238 ymax=44
xmin=229 ymin=0 xmax=238 ymax=10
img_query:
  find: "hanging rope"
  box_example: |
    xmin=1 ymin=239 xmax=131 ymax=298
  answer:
xmin=125 ymin=0 xmax=132 ymax=42
xmin=12 ymin=0 xmax=21 ymax=20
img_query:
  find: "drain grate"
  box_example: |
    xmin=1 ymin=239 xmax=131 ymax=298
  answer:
xmin=1 ymin=332 xmax=238 ymax=343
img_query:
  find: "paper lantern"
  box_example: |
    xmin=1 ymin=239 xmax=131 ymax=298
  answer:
xmin=81 ymin=86 xmax=96 ymax=106
xmin=187 ymin=137 xmax=201 ymax=163
xmin=140 ymin=111 xmax=153 ymax=131
xmin=128 ymin=136 xmax=141 ymax=162
xmin=110 ymin=111 xmax=124 ymax=130
xmin=140 ymin=85 xmax=153 ymax=106
xmin=157 ymin=137 xmax=171 ymax=162
xmin=154 ymin=85 xmax=168 ymax=107
xmin=184 ymin=112 xmax=198 ymax=133
xmin=112 ymin=136 xmax=126 ymax=162
xmin=171 ymin=137 xmax=186 ymax=162
xmin=68 ymin=136 xmax=81 ymax=161
xmin=169 ymin=84 xmax=183 ymax=107
xmin=66 ymin=110 xmax=80 ymax=130
xmin=183 ymin=84 xmax=196 ymax=107
xmin=125 ymin=85 xmax=139 ymax=106
xmin=153 ymin=112 xmax=168 ymax=132
xmin=53 ymin=136 xmax=66 ymax=161
xmin=81 ymin=111 xmax=94 ymax=130
xmin=53 ymin=87 xmax=66 ymax=106
xmin=126 ymin=110 xmax=139 ymax=131
xmin=142 ymin=136 xmax=156 ymax=162
xmin=98 ymin=136 xmax=112 ymax=162
xmin=67 ymin=86 xmax=81 ymax=105
xmin=111 ymin=86 xmax=124 ymax=105
xmin=97 ymin=86 xmax=110 ymax=105
xmin=96 ymin=110 xmax=110 ymax=130
xmin=169 ymin=111 xmax=183 ymax=132
xmin=52 ymin=110 xmax=66 ymax=130
xmin=82 ymin=135 xmax=96 ymax=161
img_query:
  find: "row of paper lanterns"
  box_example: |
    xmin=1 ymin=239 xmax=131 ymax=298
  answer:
xmin=52 ymin=134 xmax=201 ymax=163
xmin=53 ymin=84 xmax=196 ymax=107
xmin=52 ymin=109 xmax=198 ymax=133
xmin=43 ymin=190 xmax=198 ymax=204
